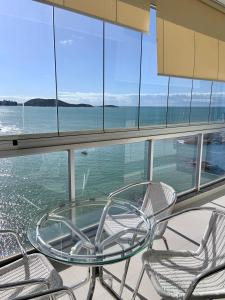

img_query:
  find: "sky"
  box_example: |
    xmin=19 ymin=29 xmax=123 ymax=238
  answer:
xmin=0 ymin=0 xmax=224 ymax=107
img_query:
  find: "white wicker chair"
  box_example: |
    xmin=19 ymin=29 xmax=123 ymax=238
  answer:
xmin=0 ymin=230 xmax=76 ymax=300
xmin=103 ymin=181 xmax=176 ymax=249
xmin=101 ymin=181 xmax=176 ymax=296
xmin=133 ymin=207 xmax=225 ymax=300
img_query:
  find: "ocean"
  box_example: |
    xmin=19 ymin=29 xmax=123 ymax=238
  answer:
xmin=0 ymin=106 xmax=224 ymax=135
xmin=0 ymin=105 xmax=224 ymax=251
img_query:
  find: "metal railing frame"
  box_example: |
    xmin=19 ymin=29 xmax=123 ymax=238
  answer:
xmin=0 ymin=124 xmax=224 ymax=202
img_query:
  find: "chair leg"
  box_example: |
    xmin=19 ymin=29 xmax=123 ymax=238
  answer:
xmin=131 ymin=265 xmax=145 ymax=300
xmin=119 ymin=257 xmax=131 ymax=297
xmin=162 ymin=236 xmax=169 ymax=250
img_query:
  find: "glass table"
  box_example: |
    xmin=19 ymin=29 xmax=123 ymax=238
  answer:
xmin=28 ymin=200 xmax=152 ymax=299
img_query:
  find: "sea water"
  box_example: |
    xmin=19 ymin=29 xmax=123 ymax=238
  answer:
xmin=0 ymin=106 xmax=224 ymax=245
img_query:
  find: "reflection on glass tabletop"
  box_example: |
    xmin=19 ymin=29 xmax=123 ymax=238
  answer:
xmin=28 ymin=200 xmax=152 ymax=266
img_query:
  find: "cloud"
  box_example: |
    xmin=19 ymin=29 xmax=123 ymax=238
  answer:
xmin=1 ymin=91 xmax=225 ymax=107
xmin=58 ymin=91 xmax=139 ymax=106
xmin=58 ymin=91 xmax=225 ymax=107
xmin=0 ymin=95 xmax=32 ymax=102
xmin=59 ymin=39 xmax=73 ymax=45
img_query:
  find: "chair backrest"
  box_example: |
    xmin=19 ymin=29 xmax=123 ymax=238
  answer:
xmin=141 ymin=182 xmax=176 ymax=238
xmin=190 ymin=210 xmax=225 ymax=297
xmin=200 ymin=210 xmax=225 ymax=265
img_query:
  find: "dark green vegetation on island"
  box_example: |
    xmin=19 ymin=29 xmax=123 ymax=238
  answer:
xmin=0 ymin=99 xmax=120 ymax=107
xmin=0 ymin=99 xmax=93 ymax=107
xmin=24 ymin=99 xmax=93 ymax=107
xmin=0 ymin=100 xmax=18 ymax=106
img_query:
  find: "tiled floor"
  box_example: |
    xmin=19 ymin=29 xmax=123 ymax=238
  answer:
xmin=59 ymin=192 xmax=225 ymax=300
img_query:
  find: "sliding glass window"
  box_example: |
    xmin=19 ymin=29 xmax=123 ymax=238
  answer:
xmin=139 ymin=9 xmax=168 ymax=127
xmin=167 ymin=78 xmax=192 ymax=125
xmin=75 ymin=142 xmax=148 ymax=202
xmin=153 ymin=136 xmax=198 ymax=192
xmin=201 ymin=131 xmax=225 ymax=185
xmin=104 ymin=24 xmax=141 ymax=129
xmin=190 ymin=80 xmax=211 ymax=124
xmin=0 ymin=0 xmax=56 ymax=135
xmin=0 ymin=151 xmax=68 ymax=255
xmin=209 ymin=81 xmax=225 ymax=123
xmin=55 ymin=9 xmax=103 ymax=132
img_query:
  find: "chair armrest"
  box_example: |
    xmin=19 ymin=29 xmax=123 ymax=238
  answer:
xmin=0 ymin=230 xmax=26 ymax=257
xmin=184 ymin=262 xmax=225 ymax=299
xmin=0 ymin=279 xmax=49 ymax=290
xmin=155 ymin=206 xmax=216 ymax=228
xmin=108 ymin=182 xmax=176 ymax=220
xmin=13 ymin=286 xmax=76 ymax=300
xmin=108 ymin=181 xmax=151 ymax=200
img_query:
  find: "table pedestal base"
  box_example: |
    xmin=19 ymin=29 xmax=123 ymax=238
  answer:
xmin=87 ymin=266 xmax=121 ymax=300
xmin=84 ymin=266 xmax=148 ymax=300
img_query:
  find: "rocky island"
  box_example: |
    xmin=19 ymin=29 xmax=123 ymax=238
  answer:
xmin=0 ymin=100 xmax=18 ymax=106
xmin=0 ymin=98 xmax=119 ymax=107
xmin=24 ymin=98 xmax=93 ymax=107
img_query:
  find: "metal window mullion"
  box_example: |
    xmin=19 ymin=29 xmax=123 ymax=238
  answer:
xmin=103 ymin=21 xmax=105 ymax=132
xmin=208 ymin=81 xmax=214 ymax=124
xmin=137 ymin=33 xmax=143 ymax=130
xmin=195 ymin=133 xmax=204 ymax=191
xmin=68 ymin=149 xmax=75 ymax=202
xmin=147 ymin=140 xmax=154 ymax=181
xmin=189 ymin=79 xmax=194 ymax=125
xmin=166 ymin=76 xmax=171 ymax=127
xmin=52 ymin=7 xmax=59 ymax=136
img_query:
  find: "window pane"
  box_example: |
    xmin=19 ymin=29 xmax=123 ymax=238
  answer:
xmin=104 ymin=24 xmax=141 ymax=129
xmin=55 ymin=9 xmax=103 ymax=132
xmin=140 ymin=9 xmax=168 ymax=127
xmin=75 ymin=142 xmax=148 ymax=201
xmin=190 ymin=80 xmax=211 ymax=124
xmin=167 ymin=78 xmax=192 ymax=125
xmin=0 ymin=0 xmax=57 ymax=135
xmin=201 ymin=132 xmax=225 ymax=185
xmin=209 ymin=81 xmax=225 ymax=123
xmin=153 ymin=136 xmax=197 ymax=192
xmin=0 ymin=152 xmax=68 ymax=256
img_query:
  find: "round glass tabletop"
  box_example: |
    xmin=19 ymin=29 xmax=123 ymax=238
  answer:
xmin=27 ymin=200 xmax=152 ymax=266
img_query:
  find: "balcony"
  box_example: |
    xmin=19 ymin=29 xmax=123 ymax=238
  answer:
xmin=1 ymin=1 xmax=225 ymax=299
xmin=58 ymin=186 xmax=225 ymax=299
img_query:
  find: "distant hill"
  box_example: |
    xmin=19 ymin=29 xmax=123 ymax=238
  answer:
xmin=24 ymin=98 xmax=93 ymax=107
xmin=0 ymin=100 xmax=18 ymax=106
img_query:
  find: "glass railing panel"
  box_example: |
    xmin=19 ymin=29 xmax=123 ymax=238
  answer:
xmin=209 ymin=81 xmax=225 ymax=123
xmin=104 ymin=23 xmax=141 ymax=129
xmin=190 ymin=80 xmax=211 ymax=124
xmin=75 ymin=142 xmax=148 ymax=202
xmin=55 ymin=9 xmax=103 ymax=132
xmin=153 ymin=136 xmax=198 ymax=192
xmin=201 ymin=131 xmax=225 ymax=185
xmin=0 ymin=151 xmax=68 ymax=255
xmin=0 ymin=0 xmax=57 ymax=136
xmin=167 ymin=78 xmax=192 ymax=125
xmin=140 ymin=9 xmax=168 ymax=127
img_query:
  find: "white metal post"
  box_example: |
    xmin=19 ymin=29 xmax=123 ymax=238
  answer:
xmin=68 ymin=149 xmax=75 ymax=202
xmin=195 ymin=133 xmax=204 ymax=191
xmin=147 ymin=140 xmax=154 ymax=181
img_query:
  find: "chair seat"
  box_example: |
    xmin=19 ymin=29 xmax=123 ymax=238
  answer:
xmin=0 ymin=253 xmax=63 ymax=299
xmin=143 ymin=249 xmax=225 ymax=299
xmin=104 ymin=214 xmax=145 ymax=241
